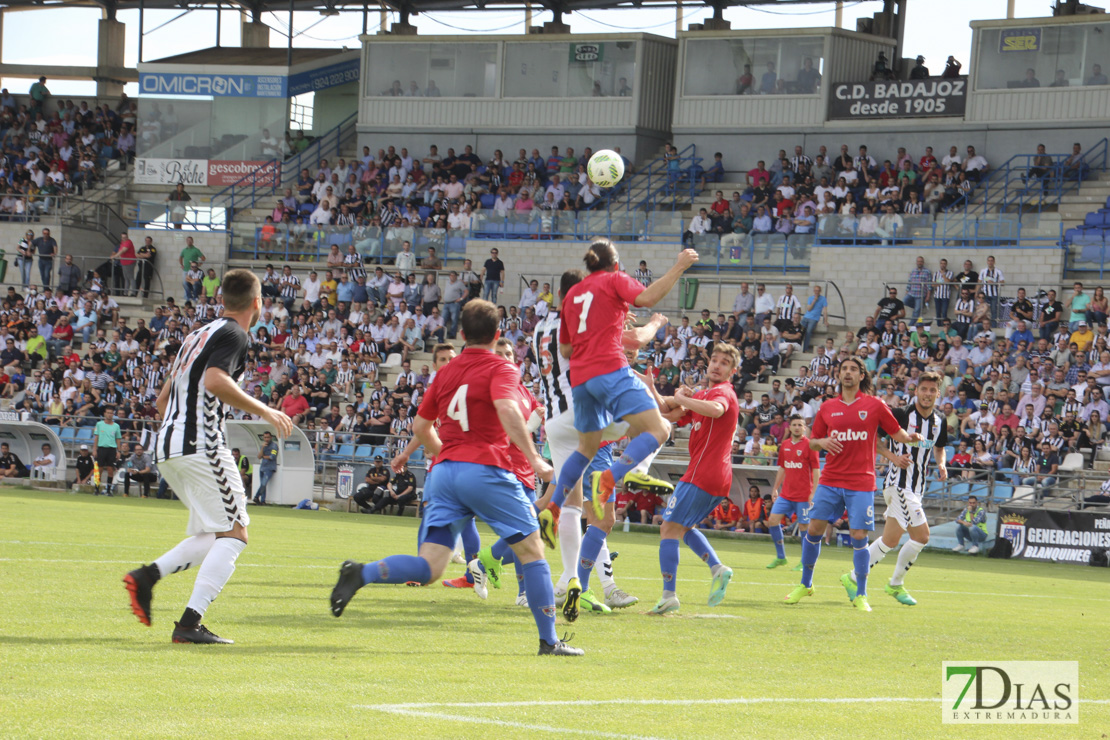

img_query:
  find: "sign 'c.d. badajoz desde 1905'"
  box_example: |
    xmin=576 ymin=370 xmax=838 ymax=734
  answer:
xmin=829 ymin=77 xmax=967 ymax=120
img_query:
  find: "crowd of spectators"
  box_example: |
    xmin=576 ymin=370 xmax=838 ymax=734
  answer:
xmin=256 ymin=143 xmax=630 ymax=253
xmin=1 ymin=81 xmax=133 ymax=212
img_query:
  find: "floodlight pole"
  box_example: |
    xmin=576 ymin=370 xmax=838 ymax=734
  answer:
xmin=138 ymin=0 xmax=144 ymax=63
xmin=287 ymin=0 xmax=294 ymax=66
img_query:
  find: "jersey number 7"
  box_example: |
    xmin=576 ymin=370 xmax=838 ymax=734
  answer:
xmin=573 ymin=291 xmax=594 ymax=333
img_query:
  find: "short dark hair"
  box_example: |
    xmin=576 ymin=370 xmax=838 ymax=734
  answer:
xmin=222 ymin=269 xmax=261 ymax=312
xmin=559 ymin=269 xmax=585 ymax=298
xmin=460 ymin=299 xmax=500 ymax=345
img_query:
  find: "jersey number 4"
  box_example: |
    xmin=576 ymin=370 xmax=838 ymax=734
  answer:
xmin=572 ymin=291 xmax=594 ymax=333
xmin=447 ymin=384 xmax=469 ymax=431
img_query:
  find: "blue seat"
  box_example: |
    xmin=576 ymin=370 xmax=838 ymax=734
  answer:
xmin=993 ymin=484 xmax=1014 ymax=500
xmin=1085 ymin=212 xmax=1110 ymax=227
xmin=299 ymin=202 xmax=314 ymax=215
xmin=355 ymin=445 xmax=374 ymax=458
xmin=446 ymin=235 xmax=466 ymax=254
xmin=76 ymin=427 xmax=94 ymax=443
xmin=59 ymin=427 xmax=76 ymax=442
xmin=943 ymin=446 xmax=955 ymax=460
xmin=479 ymin=194 xmax=497 ymax=210
xmin=418 ymin=206 xmax=431 ymax=221
xmin=947 ymin=482 xmax=970 ymax=500
xmin=336 ymin=444 xmax=355 ymax=459
xmin=371 ymin=446 xmax=388 ymax=460
xmin=410 ymin=448 xmax=425 ymax=462
xmin=924 ymin=479 xmax=947 ymax=498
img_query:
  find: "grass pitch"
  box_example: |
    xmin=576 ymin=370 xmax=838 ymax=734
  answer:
xmin=1 ymin=487 xmax=1108 ymax=739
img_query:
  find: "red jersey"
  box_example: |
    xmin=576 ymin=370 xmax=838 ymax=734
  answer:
xmin=810 ymin=394 xmax=901 ymax=492
xmin=507 ymin=383 xmax=541 ymax=490
xmin=559 ymin=269 xmax=644 ymax=386
xmin=416 ymin=347 xmax=520 ymax=471
xmin=678 ymin=382 xmax=740 ymax=497
xmin=777 ymin=436 xmax=820 ymax=502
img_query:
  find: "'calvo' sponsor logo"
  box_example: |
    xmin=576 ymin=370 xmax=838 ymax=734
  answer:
xmin=140 ymin=73 xmax=254 ymax=97
xmin=573 ymin=44 xmax=600 ymax=62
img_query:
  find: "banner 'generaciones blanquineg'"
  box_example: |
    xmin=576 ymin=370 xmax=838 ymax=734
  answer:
xmin=829 ymin=77 xmax=967 ymax=120
xmin=997 ymin=506 xmax=1110 ymax=565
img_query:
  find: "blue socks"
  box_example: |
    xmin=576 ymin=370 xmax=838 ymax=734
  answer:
xmin=488 ymin=539 xmax=524 ymax=595
xmin=521 ymin=560 xmax=558 ymax=645
xmin=551 ymin=450 xmax=589 ymax=508
xmin=800 ymin=533 xmax=822 ymax=588
xmin=461 ymin=519 xmax=481 ymax=584
xmin=576 ymin=526 xmax=607 ymax=591
xmin=609 ymin=432 xmax=660 ymax=485
xmin=852 ymin=537 xmax=870 ymax=597
xmin=770 ymin=524 xmax=786 ymax=560
xmin=659 ymin=538 xmax=680 ymax=594
xmin=489 ymin=538 xmax=511 ymax=562
xmin=682 ymin=529 xmax=721 ymax=568
xmin=361 ymin=555 xmax=431 ymax=586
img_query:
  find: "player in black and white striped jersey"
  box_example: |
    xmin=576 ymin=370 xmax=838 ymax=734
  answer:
xmin=847 ymin=371 xmax=947 ymax=607
xmin=122 ymin=270 xmax=293 ymax=645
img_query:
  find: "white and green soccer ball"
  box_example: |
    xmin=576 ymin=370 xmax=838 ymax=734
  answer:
xmin=587 ymin=149 xmax=625 ymax=188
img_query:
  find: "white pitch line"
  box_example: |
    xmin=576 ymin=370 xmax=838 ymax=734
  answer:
xmin=362 ymin=707 xmax=666 ymax=740
xmin=360 ymin=697 xmax=1110 ymax=711
xmin=0 ymin=558 xmax=335 ymax=569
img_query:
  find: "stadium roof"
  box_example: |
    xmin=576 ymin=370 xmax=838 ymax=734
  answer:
xmin=0 ymin=0 xmax=850 ymax=18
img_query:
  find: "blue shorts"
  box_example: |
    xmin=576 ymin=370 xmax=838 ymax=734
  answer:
xmin=808 ymin=485 xmax=875 ymax=531
xmin=771 ymin=497 xmax=812 ymax=526
xmin=419 ymin=461 xmax=538 ymax=545
xmin=583 ymin=444 xmax=616 ymax=503
xmin=662 ymin=482 xmax=721 ymax=529
xmin=572 ymin=366 xmax=657 ymax=433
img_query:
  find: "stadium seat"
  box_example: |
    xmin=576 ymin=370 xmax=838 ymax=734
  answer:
xmin=1060 ymin=452 xmax=1085 ymax=471
xmin=355 ymin=445 xmax=374 ymax=458
xmin=924 ymin=479 xmax=947 ymax=499
xmin=410 ymin=448 xmax=425 ymax=462
xmin=59 ymin=427 xmax=76 ymax=442
xmin=336 ymin=444 xmax=355 ymax=459
xmin=76 ymin=428 xmax=94 ymax=444
xmin=943 ymin=446 xmax=955 ymax=460
xmin=479 ymin=194 xmax=496 ymax=210
xmin=371 ymin=446 xmax=388 ymax=460
xmin=947 ymin=482 xmax=970 ymax=500
xmin=992 ymin=484 xmax=1014 ymax=500
xmin=418 ymin=206 xmax=431 ymax=221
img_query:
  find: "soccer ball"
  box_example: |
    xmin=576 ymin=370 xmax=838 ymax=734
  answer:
xmin=587 ymin=149 xmax=625 ymax=188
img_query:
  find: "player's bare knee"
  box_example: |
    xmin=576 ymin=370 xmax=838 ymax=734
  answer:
xmin=659 ymin=521 xmax=684 ymax=539
xmin=510 ymin=532 xmax=545 ymax=564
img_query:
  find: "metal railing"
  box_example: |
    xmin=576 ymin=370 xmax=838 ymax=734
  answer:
xmin=280 ymin=113 xmax=358 ymax=190
xmin=948 ymin=138 xmax=1109 ymax=217
xmin=134 ymin=201 xmax=228 ymax=231
xmin=676 ymin=275 xmax=848 ymax=329
xmin=0 ymin=192 xmax=65 ymax=221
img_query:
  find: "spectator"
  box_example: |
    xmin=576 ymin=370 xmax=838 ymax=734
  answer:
xmin=905 ymin=255 xmax=931 ymax=320
xmin=121 ymin=443 xmax=156 ymax=498
xmin=1087 ymin=64 xmax=1108 ymax=86
xmin=481 ymin=247 xmax=505 ymax=303
xmin=0 ymin=442 xmax=28 ymax=479
xmin=943 ymin=56 xmax=963 ymax=78
xmin=109 ymin=230 xmax=137 ymax=297
xmin=32 ymin=228 xmax=57 ymax=290
xmin=909 ymin=55 xmax=930 ymax=80
xmin=952 ymin=495 xmax=988 ymax=554
xmin=30 ymin=443 xmax=56 ymax=480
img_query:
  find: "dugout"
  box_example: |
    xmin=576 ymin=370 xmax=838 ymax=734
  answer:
xmin=226 ymin=421 xmax=315 ymax=506
xmin=0 ymin=419 xmax=67 ymax=482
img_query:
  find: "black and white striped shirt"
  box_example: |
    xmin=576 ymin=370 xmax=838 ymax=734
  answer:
xmin=978 ymin=266 xmax=1003 ymax=298
xmin=883 ymin=404 xmax=948 ymax=495
xmin=932 ymin=269 xmax=953 ymax=300
xmin=344 ymin=253 xmax=366 ymax=282
xmin=954 ymin=296 xmax=974 ymax=322
xmin=776 ymin=294 xmax=802 ymax=322
xmin=535 ymin=310 xmax=572 ymax=419
xmin=156 ymin=318 xmax=250 ymax=462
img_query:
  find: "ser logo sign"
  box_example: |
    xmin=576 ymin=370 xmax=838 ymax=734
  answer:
xmin=942 ymin=661 xmax=1077 ymax=724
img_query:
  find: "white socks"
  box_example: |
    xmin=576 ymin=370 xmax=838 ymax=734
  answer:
xmin=557 ymin=505 xmax=583 ymax=588
xmin=596 ymin=540 xmax=616 ymax=595
xmin=890 ymin=539 xmax=927 ymax=586
xmin=186 ymin=537 xmax=246 ymax=617
xmin=153 ymin=533 xmax=216 ymax=577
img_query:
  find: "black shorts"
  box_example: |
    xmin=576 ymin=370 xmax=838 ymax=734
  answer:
xmin=96 ymin=447 xmax=118 ymax=467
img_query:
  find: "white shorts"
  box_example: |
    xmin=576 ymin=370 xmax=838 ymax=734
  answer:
xmin=159 ymin=449 xmax=249 ymax=536
xmin=882 ymin=485 xmax=928 ymax=530
xmin=546 ymin=410 xmax=661 ymax=478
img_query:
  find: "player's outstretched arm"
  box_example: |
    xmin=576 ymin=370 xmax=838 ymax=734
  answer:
xmin=622 ymin=312 xmax=669 ymax=351
xmin=203 ymin=367 xmax=293 ymax=438
xmin=889 ymin=427 xmax=924 ymax=447
xmin=494 ymin=398 xmax=553 ymax=482
xmin=672 ymin=387 xmax=725 ymax=419
xmin=634 ymin=250 xmax=699 ymax=308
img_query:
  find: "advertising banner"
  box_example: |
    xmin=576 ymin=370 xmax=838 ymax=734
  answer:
xmin=134 ymin=158 xmax=208 ymax=186
xmin=139 ymin=72 xmax=287 ymax=98
xmin=1000 ymin=28 xmax=1042 ymax=53
xmin=997 ymin=506 xmax=1110 ymax=565
xmin=828 ymin=77 xmax=967 ymax=120
xmin=207 ymin=160 xmax=281 ymax=188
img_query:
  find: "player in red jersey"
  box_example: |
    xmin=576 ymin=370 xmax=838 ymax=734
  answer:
xmin=784 ymin=357 xmax=922 ymax=612
xmin=641 ymin=344 xmax=741 ymax=615
xmin=540 ymin=240 xmax=698 ymax=549
xmin=330 ymin=301 xmax=582 ymax=656
xmin=470 ymin=337 xmax=546 ymax=606
xmin=766 ymin=416 xmax=820 ymax=570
